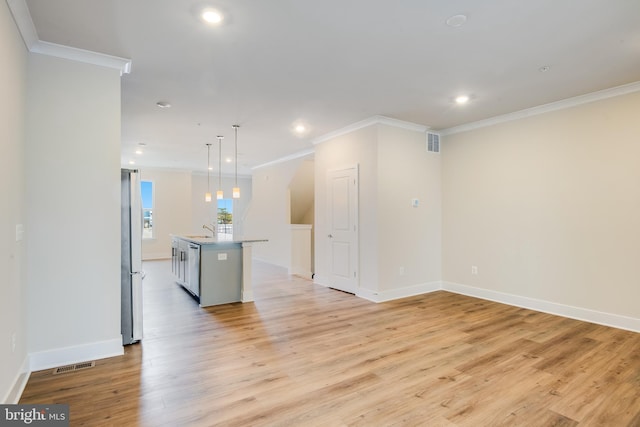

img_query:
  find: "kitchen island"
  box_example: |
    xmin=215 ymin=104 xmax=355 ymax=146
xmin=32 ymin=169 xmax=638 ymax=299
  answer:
xmin=170 ymin=235 xmax=267 ymax=307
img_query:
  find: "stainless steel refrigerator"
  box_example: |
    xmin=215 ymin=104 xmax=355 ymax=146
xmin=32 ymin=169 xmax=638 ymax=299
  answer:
xmin=121 ymin=169 xmax=143 ymax=345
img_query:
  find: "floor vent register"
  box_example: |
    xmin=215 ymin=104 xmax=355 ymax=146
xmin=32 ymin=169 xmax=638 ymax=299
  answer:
xmin=52 ymin=361 xmax=96 ymax=375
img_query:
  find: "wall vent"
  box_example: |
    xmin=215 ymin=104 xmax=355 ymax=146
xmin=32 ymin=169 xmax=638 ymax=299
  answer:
xmin=427 ymin=132 xmax=440 ymax=153
xmin=52 ymin=361 xmax=95 ymax=375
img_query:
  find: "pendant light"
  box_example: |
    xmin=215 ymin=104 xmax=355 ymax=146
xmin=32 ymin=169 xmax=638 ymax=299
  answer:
xmin=232 ymin=125 xmax=240 ymax=199
xmin=216 ymin=135 xmax=224 ymax=200
xmin=205 ymin=143 xmax=212 ymax=202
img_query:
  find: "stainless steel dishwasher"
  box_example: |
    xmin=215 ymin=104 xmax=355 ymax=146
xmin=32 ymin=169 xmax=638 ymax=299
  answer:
xmin=188 ymin=243 xmax=201 ymax=297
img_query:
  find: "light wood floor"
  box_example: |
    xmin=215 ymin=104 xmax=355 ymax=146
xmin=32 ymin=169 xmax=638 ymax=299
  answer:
xmin=21 ymin=260 xmax=640 ymax=426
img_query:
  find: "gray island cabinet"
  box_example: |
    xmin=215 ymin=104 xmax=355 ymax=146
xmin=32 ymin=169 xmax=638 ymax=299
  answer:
xmin=170 ymin=235 xmax=267 ymax=307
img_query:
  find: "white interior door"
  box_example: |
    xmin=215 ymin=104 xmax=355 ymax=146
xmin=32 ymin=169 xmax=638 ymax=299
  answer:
xmin=327 ymin=167 xmax=358 ymax=293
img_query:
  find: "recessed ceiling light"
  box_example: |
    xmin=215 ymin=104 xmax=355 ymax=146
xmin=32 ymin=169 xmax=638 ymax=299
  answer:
xmin=455 ymin=95 xmax=470 ymax=104
xmin=128 ymin=160 xmax=135 ymax=165
xmin=225 ymin=157 xmax=232 ymax=163
xmin=446 ymin=14 xmax=467 ymax=27
xmin=539 ymin=65 xmax=550 ymax=73
xmin=135 ymin=149 xmax=143 ymax=155
xmin=202 ymin=9 xmax=223 ymax=24
xmin=295 ymin=125 xmax=306 ymax=133
xmin=208 ymin=166 xmax=213 ymax=171
xmin=156 ymin=101 xmax=171 ymax=108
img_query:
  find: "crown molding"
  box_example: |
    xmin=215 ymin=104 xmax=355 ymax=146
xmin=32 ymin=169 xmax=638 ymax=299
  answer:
xmin=6 ymin=0 xmax=38 ymax=49
xmin=31 ymin=41 xmax=132 ymax=75
xmin=6 ymin=0 xmax=131 ymax=75
xmin=441 ymin=81 xmax=640 ymax=136
xmin=312 ymin=115 xmax=429 ymax=145
xmin=255 ymin=115 xmax=429 ymax=170
xmin=252 ymin=149 xmax=315 ymax=170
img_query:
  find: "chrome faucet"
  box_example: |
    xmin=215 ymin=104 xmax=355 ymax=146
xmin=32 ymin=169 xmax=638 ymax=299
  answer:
xmin=202 ymin=224 xmax=216 ymax=238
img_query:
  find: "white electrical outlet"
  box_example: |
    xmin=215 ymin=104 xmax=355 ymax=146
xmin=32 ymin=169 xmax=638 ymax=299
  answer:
xmin=471 ymin=266 xmax=478 ymax=275
xmin=399 ymin=266 xmax=405 ymax=276
xmin=218 ymin=253 xmax=228 ymax=261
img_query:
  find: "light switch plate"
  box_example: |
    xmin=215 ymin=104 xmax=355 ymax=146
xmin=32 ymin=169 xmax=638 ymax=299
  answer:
xmin=15 ymin=224 xmax=24 ymax=241
xmin=218 ymin=253 xmax=227 ymax=261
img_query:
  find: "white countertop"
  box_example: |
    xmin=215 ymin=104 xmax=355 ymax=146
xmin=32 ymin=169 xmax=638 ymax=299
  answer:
xmin=171 ymin=234 xmax=268 ymax=245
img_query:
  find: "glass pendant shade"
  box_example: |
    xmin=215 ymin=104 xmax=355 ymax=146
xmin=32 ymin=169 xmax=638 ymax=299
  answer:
xmin=232 ymin=187 xmax=240 ymax=198
xmin=216 ymin=190 xmax=224 ymax=200
xmin=205 ymin=192 xmax=212 ymax=202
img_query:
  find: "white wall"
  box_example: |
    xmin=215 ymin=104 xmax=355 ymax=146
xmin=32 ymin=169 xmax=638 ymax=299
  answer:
xmin=139 ymin=169 xmax=253 ymax=260
xmin=244 ymin=156 xmax=312 ymax=268
xmin=377 ymin=125 xmax=441 ymax=292
xmin=139 ymin=169 xmax=192 ymax=260
xmin=442 ymin=92 xmax=640 ymax=321
xmin=314 ymin=122 xmax=441 ymax=299
xmin=191 ymin=173 xmax=252 ymax=238
xmin=0 ymin=0 xmax=28 ymax=403
xmin=25 ymin=54 xmax=123 ymax=368
xmin=314 ymin=125 xmax=380 ymax=292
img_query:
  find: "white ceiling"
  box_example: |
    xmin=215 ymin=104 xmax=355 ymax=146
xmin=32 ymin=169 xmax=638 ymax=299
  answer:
xmin=23 ymin=0 xmax=640 ymax=175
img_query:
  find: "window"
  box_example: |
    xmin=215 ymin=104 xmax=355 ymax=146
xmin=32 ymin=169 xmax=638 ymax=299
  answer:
xmin=141 ymin=180 xmax=154 ymax=239
xmin=217 ymin=199 xmax=233 ymax=236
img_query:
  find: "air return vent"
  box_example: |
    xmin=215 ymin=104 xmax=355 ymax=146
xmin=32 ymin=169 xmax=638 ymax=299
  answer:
xmin=427 ymin=132 xmax=440 ymax=153
xmin=52 ymin=361 xmax=95 ymax=375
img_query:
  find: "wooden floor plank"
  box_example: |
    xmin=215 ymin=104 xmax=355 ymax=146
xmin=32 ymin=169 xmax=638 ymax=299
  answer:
xmin=20 ymin=260 xmax=640 ymax=426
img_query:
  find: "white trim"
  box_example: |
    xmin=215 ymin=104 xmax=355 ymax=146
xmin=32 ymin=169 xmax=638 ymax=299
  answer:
xmin=313 ymin=274 xmax=331 ymax=288
xmin=2 ymin=357 xmax=30 ymax=404
xmin=312 ymin=115 xmax=428 ymax=146
xmin=254 ymin=116 xmax=429 ymax=170
xmin=313 ymin=274 xmax=639 ymax=332
xmin=290 ymin=224 xmax=312 ymax=230
xmin=357 ymin=281 xmax=441 ymax=303
xmin=442 ymin=281 xmax=640 ymax=333
xmin=288 ymin=267 xmax=312 ymax=280
xmin=6 ymin=0 xmax=132 ymax=75
xmin=252 ymin=149 xmax=314 ymax=170
xmin=241 ymin=242 xmax=255 ymax=303
xmin=31 ymin=41 xmax=131 ymax=75
xmin=441 ymin=81 xmax=640 ymax=136
xmin=142 ymin=253 xmax=170 ymax=261
xmin=6 ymin=0 xmax=38 ymax=49
xmin=29 ymin=338 xmax=124 ymax=372
xmin=240 ymin=289 xmax=254 ymax=302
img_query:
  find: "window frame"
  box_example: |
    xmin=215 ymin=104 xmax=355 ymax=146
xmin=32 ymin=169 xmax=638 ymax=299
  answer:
xmin=141 ymin=180 xmax=154 ymax=240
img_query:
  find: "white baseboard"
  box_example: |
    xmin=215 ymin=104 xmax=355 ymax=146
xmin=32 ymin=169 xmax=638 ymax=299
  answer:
xmin=312 ymin=275 xmax=331 ymax=288
xmin=29 ymin=338 xmax=124 ymax=372
xmin=289 ymin=267 xmax=312 ymax=280
xmin=241 ymin=290 xmax=254 ymax=303
xmin=252 ymin=256 xmax=288 ymax=270
xmin=142 ymin=253 xmax=170 ymax=261
xmin=442 ymin=281 xmax=640 ymax=333
xmin=357 ymin=281 xmax=442 ymax=303
xmin=2 ymin=357 xmax=30 ymax=404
